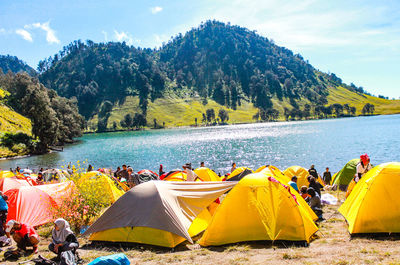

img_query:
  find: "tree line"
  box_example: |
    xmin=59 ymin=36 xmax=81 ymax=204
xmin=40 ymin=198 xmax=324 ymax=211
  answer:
xmin=0 ymin=71 xmax=84 ymax=154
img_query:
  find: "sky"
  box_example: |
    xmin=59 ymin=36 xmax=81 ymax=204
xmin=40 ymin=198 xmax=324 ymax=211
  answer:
xmin=1 ymin=0 xmax=399 ymax=98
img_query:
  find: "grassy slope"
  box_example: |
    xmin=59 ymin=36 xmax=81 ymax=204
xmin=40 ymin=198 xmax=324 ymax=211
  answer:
xmin=0 ymin=88 xmax=32 ymax=157
xmin=86 ymin=86 xmax=400 ymax=131
xmin=327 ymin=86 xmax=400 ymax=115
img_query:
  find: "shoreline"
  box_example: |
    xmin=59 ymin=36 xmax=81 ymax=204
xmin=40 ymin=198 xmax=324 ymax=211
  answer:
xmin=82 ymin=113 xmax=377 ymax=135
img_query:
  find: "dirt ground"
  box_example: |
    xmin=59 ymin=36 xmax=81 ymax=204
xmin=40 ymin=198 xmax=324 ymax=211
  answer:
xmin=5 ymin=191 xmax=400 ymax=265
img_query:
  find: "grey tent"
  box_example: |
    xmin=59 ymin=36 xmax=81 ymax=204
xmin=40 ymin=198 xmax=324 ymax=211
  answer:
xmin=84 ymin=181 xmax=237 ymax=247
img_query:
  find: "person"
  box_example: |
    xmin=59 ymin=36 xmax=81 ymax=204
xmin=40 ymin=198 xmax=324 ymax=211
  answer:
xmin=231 ymin=162 xmax=237 ymax=173
xmin=300 ymin=186 xmax=310 ymax=200
xmin=183 ymin=163 xmax=198 ymax=181
xmin=118 ymin=165 xmax=129 ymax=182
xmin=355 ymin=154 xmax=372 ymax=183
xmin=308 ymin=176 xmax=323 ymax=197
xmin=0 ymin=192 xmax=8 ymax=236
xmin=308 ymin=165 xmax=319 ymax=179
xmin=49 ymin=218 xmax=79 ymax=260
xmin=323 ymin=167 xmax=332 ymax=185
xmin=200 ymin=162 xmax=205 ymax=167
xmin=6 ymin=220 xmax=40 ymax=254
xmin=87 ymin=164 xmax=93 ymax=172
xmin=114 ymin=167 xmax=121 ymax=180
xmin=36 ymin=172 xmax=44 ymax=185
xmin=307 ymin=187 xmax=323 ymax=220
xmin=127 ymin=167 xmax=140 ymax=188
xmin=288 ymin=176 xmax=299 ymax=192
xmin=159 ymin=164 xmax=165 ymax=177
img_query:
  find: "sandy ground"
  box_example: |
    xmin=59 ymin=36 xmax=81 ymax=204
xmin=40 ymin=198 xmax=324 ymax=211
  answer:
xmin=4 ymin=191 xmax=400 ymax=265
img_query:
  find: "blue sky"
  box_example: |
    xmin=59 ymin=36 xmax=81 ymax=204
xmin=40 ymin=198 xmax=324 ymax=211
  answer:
xmin=1 ymin=0 xmax=399 ymax=98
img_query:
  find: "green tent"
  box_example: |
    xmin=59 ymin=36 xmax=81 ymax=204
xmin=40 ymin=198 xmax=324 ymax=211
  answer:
xmin=332 ymin=159 xmax=359 ymax=186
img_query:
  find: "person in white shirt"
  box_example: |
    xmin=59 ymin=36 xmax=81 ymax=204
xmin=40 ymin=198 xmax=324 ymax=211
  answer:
xmin=355 ymin=154 xmax=372 ymax=183
xmin=183 ymin=163 xmax=198 ymax=181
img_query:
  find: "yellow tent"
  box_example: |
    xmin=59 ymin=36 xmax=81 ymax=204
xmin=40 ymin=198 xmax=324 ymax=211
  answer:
xmin=162 ymin=170 xmax=187 ymax=181
xmin=339 ymin=162 xmax=400 ymax=234
xmin=78 ymin=171 xmax=124 ymax=204
xmin=226 ymin=167 xmax=253 ymax=181
xmin=194 ymin=167 xmax=221 ymax=181
xmin=283 ymin=166 xmax=325 ymax=188
xmin=258 ymin=165 xmax=290 ymax=183
xmin=199 ymin=173 xmax=319 ymax=246
xmin=0 ymin=171 xmax=15 ymax=178
xmin=85 ymin=181 xmax=237 ymax=248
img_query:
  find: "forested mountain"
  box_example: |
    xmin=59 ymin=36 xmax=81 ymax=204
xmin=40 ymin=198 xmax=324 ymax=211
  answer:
xmin=0 ymin=55 xmax=37 ymax=76
xmin=35 ymin=20 xmax=382 ymax=128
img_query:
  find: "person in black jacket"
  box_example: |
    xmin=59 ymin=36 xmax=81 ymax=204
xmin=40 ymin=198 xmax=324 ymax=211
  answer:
xmin=308 ymin=176 xmax=323 ymax=197
xmin=49 ymin=218 xmax=78 ymax=259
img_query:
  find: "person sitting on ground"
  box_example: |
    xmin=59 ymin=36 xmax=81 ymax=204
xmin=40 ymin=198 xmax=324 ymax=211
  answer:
xmin=308 ymin=165 xmax=319 ymax=180
xmin=6 ymin=220 xmax=39 ymax=254
xmin=300 ymin=186 xmax=310 ymax=201
xmin=355 ymin=154 xmax=372 ymax=183
xmin=307 ymin=187 xmax=323 ymax=220
xmin=288 ymin=176 xmax=299 ymax=193
xmin=49 ymin=218 xmax=79 ymax=260
xmin=183 ymin=163 xmax=199 ymax=181
xmin=323 ymin=167 xmax=332 ymax=185
xmin=308 ymin=176 xmax=323 ymax=197
xmin=231 ymin=162 xmax=237 ymax=173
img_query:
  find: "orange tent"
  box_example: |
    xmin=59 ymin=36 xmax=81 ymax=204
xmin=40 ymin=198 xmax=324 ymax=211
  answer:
xmin=162 ymin=170 xmax=187 ymax=181
xmin=5 ymin=182 xmax=75 ymax=227
xmin=0 ymin=177 xmax=32 ymax=192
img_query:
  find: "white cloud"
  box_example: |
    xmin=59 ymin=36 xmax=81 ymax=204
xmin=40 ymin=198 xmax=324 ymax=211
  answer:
xmin=15 ymin=29 xmax=33 ymax=42
xmin=113 ymin=30 xmax=141 ymax=45
xmin=153 ymin=34 xmax=169 ymax=48
xmin=150 ymin=6 xmax=163 ymax=14
xmin=0 ymin=28 xmax=5 ymax=34
xmin=25 ymin=21 xmax=60 ymax=44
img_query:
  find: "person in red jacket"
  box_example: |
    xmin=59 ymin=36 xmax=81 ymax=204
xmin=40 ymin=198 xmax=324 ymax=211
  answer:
xmin=5 ymin=220 xmax=40 ymax=254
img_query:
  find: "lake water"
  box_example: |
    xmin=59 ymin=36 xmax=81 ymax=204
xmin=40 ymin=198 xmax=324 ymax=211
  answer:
xmin=1 ymin=114 xmax=399 ymax=175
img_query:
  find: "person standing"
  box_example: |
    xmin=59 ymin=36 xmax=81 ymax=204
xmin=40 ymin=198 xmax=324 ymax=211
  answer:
xmin=231 ymin=162 xmax=237 ymax=173
xmin=183 ymin=163 xmax=198 ymax=181
xmin=288 ymin=176 xmax=299 ymax=192
xmin=323 ymin=167 xmax=332 ymax=185
xmin=114 ymin=167 xmax=121 ymax=180
xmin=308 ymin=165 xmax=319 ymax=179
xmin=127 ymin=167 xmax=140 ymax=188
xmin=355 ymin=154 xmax=372 ymax=183
xmin=118 ymin=165 xmax=129 ymax=182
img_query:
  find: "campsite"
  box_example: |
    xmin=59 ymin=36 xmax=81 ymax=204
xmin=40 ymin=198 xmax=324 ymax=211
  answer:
xmin=1 ymin=160 xmax=400 ymax=264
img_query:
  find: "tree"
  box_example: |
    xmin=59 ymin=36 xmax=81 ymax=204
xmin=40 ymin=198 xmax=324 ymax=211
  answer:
xmin=153 ymin=118 xmax=157 ymax=128
xmin=350 ymin=106 xmax=356 ymax=116
xmin=133 ymin=113 xmax=147 ymax=128
xmin=218 ymin=109 xmax=229 ymax=124
xmin=123 ymin=114 xmax=133 ymax=129
xmin=303 ymin=104 xmax=311 ymax=119
xmin=332 ymin=103 xmax=344 ymax=117
xmin=284 ymin=107 xmax=290 ymax=121
xmin=206 ymin=108 xmax=215 ymax=123
xmin=343 ymin=104 xmax=350 ymax=115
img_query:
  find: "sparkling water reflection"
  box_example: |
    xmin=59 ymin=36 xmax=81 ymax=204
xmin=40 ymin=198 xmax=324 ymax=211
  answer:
xmin=1 ymin=114 xmax=399 ymax=175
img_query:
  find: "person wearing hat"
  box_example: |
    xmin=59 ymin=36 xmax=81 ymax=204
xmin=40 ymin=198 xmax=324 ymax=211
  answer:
xmin=5 ymin=220 xmax=40 ymax=254
xmin=183 ymin=163 xmax=198 ymax=181
xmin=355 ymin=154 xmax=372 ymax=183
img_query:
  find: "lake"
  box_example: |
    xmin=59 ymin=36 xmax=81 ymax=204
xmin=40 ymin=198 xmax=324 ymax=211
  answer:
xmin=1 ymin=114 xmax=399 ymax=175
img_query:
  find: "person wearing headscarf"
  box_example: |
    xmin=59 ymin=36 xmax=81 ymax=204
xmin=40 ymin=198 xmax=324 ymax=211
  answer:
xmin=49 ymin=218 xmax=79 ymax=258
xmin=355 ymin=153 xmax=372 ymax=183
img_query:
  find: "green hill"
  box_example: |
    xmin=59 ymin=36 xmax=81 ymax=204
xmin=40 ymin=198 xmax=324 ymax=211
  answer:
xmin=23 ymin=20 xmax=399 ymax=130
xmin=0 ymin=55 xmax=37 ymax=76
